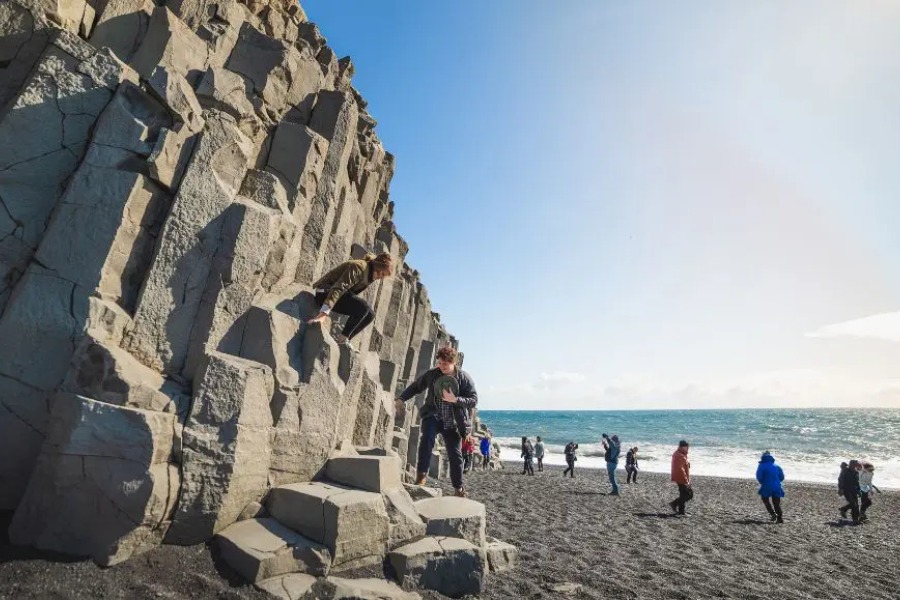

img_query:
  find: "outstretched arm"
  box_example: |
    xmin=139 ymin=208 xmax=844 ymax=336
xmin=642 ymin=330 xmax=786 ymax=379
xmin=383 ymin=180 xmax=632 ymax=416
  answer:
xmin=397 ymin=371 xmax=430 ymax=402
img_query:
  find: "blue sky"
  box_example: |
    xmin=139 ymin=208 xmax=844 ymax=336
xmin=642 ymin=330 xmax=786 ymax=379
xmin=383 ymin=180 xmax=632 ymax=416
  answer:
xmin=303 ymin=1 xmax=900 ymax=409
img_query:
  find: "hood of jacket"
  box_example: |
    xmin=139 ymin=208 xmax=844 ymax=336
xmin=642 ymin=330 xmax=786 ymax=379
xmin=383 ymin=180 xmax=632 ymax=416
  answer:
xmin=760 ymin=452 xmax=776 ymax=464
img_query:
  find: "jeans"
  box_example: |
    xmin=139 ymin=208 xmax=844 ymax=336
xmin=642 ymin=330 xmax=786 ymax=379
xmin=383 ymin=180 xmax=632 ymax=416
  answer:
xmin=563 ymin=457 xmax=575 ymax=478
xmin=416 ymin=416 xmax=464 ymax=489
xmin=626 ymin=466 xmax=638 ymax=483
xmin=860 ymin=492 xmax=872 ymax=517
xmin=607 ymin=462 xmax=619 ymax=493
xmin=671 ymin=484 xmax=693 ymax=513
xmin=314 ymin=291 xmax=374 ymax=340
xmin=537 ymin=456 xmax=544 ymax=471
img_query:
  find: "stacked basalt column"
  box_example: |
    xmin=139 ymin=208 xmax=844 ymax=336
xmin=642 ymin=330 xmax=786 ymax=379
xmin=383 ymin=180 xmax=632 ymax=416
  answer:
xmin=0 ymin=0 xmax=459 ymax=566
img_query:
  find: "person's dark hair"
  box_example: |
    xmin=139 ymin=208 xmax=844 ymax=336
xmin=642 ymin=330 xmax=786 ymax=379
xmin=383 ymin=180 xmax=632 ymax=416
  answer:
xmin=536 ymin=436 xmax=542 ymax=442
xmin=840 ymin=462 xmax=848 ymax=469
xmin=435 ymin=346 xmax=459 ymax=364
xmin=370 ymin=252 xmax=393 ymax=275
xmin=678 ymin=440 xmax=690 ymax=448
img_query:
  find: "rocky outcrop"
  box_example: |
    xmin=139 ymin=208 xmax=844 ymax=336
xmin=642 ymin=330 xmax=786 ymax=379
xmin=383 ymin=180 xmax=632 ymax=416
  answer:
xmin=0 ymin=0 xmax=516 ymax=595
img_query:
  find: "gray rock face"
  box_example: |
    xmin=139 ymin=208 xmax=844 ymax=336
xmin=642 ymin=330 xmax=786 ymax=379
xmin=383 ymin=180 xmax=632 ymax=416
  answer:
xmin=0 ymin=0 xmax=465 ymax=586
xmin=389 ymin=536 xmax=484 ymax=598
xmin=486 ymin=537 xmax=519 ymax=573
xmin=9 ymin=394 xmax=179 ymax=565
xmin=167 ymin=352 xmax=274 ymax=544
xmin=302 ymin=577 xmax=422 ymax=600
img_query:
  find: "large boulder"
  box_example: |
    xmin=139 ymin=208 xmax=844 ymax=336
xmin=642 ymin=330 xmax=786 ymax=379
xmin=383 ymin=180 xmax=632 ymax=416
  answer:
xmin=166 ymin=352 xmax=274 ymax=544
xmin=486 ymin=537 xmax=518 ymax=573
xmin=413 ymin=497 xmax=486 ymax=548
xmin=325 ymin=454 xmax=402 ymax=493
xmin=302 ymin=577 xmax=422 ymax=600
xmin=9 ymin=394 xmax=179 ymax=565
xmin=266 ymin=482 xmax=390 ymax=569
xmin=389 ymin=536 xmax=484 ymax=598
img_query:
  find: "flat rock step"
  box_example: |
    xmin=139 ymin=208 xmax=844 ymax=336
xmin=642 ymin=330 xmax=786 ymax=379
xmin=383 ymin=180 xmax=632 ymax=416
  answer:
xmin=257 ymin=574 xmax=421 ymax=600
xmin=413 ymin=496 xmax=486 ymax=548
xmin=325 ymin=454 xmax=402 ymax=493
xmin=389 ymin=536 xmax=484 ymax=599
xmin=266 ymin=481 xmax=390 ymax=569
xmin=216 ymin=518 xmax=330 ymax=583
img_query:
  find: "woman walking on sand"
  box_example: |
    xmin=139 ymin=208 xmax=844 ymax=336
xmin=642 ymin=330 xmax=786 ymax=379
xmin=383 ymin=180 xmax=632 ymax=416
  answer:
xmin=563 ymin=441 xmax=578 ymax=478
xmin=625 ymin=447 xmax=639 ymax=484
xmin=858 ymin=462 xmax=881 ymax=522
xmin=839 ymin=460 xmax=862 ymax=524
xmin=669 ymin=440 xmax=693 ymax=515
xmin=521 ymin=437 xmax=535 ymax=475
xmin=756 ymin=451 xmax=785 ymax=523
xmin=534 ymin=436 xmax=545 ymax=472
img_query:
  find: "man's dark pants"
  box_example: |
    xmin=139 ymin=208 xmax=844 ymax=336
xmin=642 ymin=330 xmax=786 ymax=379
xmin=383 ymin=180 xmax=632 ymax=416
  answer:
xmin=671 ymin=483 xmax=694 ymax=514
xmin=416 ymin=415 xmax=464 ymax=489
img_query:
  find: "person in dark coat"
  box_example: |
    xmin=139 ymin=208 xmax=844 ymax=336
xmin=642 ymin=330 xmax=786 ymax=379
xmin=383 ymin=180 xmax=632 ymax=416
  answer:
xmin=756 ymin=451 xmax=785 ymax=523
xmin=563 ymin=442 xmax=578 ymax=478
xmin=521 ymin=437 xmax=535 ymax=475
xmin=625 ymin=447 xmax=639 ymax=484
xmin=838 ymin=460 xmax=862 ymax=524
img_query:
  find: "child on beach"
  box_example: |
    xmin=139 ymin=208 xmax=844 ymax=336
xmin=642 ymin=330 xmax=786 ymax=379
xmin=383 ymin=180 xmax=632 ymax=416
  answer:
xmin=462 ymin=436 xmax=475 ymax=473
xmin=625 ymin=447 xmax=639 ymax=483
xmin=479 ymin=435 xmax=492 ymax=470
xmin=756 ymin=451 xmax=785 ymax=523
xmin=534 ymin=436 xmax=545 ymax=472
xmin=521 ymin=437 xmax=535 ymax=475
xmin=563 ymin=442 xmax=578 ymax=478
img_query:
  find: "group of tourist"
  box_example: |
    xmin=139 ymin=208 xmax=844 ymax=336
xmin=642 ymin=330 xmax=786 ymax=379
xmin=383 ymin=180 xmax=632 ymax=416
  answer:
xmin=309 ymin=255 xmax=885 ymax=516
xmin=517 ymin=434 xmax=882 ymax=525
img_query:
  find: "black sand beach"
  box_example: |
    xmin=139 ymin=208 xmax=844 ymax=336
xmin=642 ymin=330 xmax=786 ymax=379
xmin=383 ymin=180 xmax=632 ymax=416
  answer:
xmin=2 ymin=464 xmax=898 ymax=599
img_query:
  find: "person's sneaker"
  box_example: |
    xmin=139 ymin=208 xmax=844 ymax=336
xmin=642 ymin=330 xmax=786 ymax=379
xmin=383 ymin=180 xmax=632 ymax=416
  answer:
xmin=334 ymin=334 xmax=357 ymax=352
xmin=669 ymin=501 xmax=679 ymax=514
xmin=859 ymin=514 xmax=869 ymax=523
xmin=454 ymin=487 xmax=467 ymax=498
xmin=414 ymin=473 xmax=427 ymax=486
xmin=775 ymin=516 xmax=784 ymax=524
xmin=839 ymin=508 xmax=848 ymax=519
xmin=769 ymin=513 xmax=778 ymax=522
xmin=609 ymin=491 xmax=620 ymax=496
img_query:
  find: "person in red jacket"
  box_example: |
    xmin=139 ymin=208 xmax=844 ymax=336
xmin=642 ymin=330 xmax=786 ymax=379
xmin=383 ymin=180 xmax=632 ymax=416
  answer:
xmin=669 ymin=440 xmax=693 ymax=515
xmin=462 ymin=435 xmax=476 ymax=473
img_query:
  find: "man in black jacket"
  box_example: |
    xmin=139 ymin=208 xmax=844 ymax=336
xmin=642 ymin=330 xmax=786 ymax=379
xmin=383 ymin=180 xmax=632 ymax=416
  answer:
xmin=838 ymin=460 xmax=862 ymax=524
xmin=396 ymin=346 xmax=477 ymax=497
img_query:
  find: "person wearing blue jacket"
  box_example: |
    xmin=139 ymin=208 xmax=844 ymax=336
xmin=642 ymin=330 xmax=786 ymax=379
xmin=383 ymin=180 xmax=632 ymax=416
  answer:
xmin=756 ymin=451 xmax=785 ymax=523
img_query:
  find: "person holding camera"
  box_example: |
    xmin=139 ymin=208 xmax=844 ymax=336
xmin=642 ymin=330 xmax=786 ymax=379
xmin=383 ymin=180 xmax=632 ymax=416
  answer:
xmin=602 ymin=433 xmax=621 ymax=495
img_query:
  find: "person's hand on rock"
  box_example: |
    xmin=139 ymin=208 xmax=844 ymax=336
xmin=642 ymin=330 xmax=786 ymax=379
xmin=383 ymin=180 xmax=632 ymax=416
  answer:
xmin=307 ymin=312 xmax=328 ymax=324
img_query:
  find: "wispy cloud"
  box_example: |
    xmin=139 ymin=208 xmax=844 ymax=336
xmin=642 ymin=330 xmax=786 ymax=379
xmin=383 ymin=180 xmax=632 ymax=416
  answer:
xmin=806 ymin=311 xmax=900 ymax=343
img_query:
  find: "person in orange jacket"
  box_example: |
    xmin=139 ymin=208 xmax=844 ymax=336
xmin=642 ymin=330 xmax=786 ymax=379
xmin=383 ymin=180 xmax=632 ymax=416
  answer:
xmin=669 ymin=440 xmax=693 ymax=515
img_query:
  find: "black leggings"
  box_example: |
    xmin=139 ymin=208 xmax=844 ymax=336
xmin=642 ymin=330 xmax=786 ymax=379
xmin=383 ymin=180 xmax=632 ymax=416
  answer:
xmin=626 ymin=466 xmax=638 ymax=483
xmin=563 ymin=458 xmax=575 ymax=478
xmin=762 ymin=496 xmax=782 ymax=518
xmin=315 ymin=291 xmax=374 ymax=340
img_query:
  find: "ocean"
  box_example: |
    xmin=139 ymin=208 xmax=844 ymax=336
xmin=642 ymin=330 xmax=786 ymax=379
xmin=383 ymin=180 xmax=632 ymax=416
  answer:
xmin=478 ymin=408 xmax=900 ymax=489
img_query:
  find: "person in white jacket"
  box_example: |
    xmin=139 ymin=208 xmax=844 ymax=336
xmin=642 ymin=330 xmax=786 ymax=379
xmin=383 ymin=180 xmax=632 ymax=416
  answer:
xmin=858 ymin=462 xmax=880 ymax=522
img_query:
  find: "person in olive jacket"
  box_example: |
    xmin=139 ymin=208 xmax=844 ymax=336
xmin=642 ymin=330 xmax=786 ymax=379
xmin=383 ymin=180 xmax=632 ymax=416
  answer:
xmin=307 ymin=253 xmax=394 ymax=349
xmin=396 ymin=346 xmax=478 ymax=497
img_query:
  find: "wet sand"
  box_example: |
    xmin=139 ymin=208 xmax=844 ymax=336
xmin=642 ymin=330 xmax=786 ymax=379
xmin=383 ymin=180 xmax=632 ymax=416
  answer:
xmin=1 ymin=464 xmax=898 ymax=599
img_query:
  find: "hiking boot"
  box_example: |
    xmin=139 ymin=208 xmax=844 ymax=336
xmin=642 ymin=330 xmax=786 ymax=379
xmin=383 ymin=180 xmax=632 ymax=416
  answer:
xmin=839 ymin=508 xmax=848 ymax=519
xmin=669 ymin=501 xmax=679 ymax=514
xmin=775 ymin=516 xmax=784 ymax=524
xmin=454 ymin=487 xmax=467 ymax=498
xmin=769 ymin=513 xmax=778 ymax=522
xmin=609 ymin=491 xmax=620 ymax=496
xmin=414 ymin=473 xmax=427 ymax=486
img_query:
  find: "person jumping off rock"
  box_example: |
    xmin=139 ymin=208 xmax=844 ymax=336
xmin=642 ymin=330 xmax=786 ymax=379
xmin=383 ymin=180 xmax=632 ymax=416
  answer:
xmin=396 ymin=346 xmax=478 ymax=497
xmin=756 ymin=451 xmax=785 ymax=523
xmin=307 ymin=253 xmax=393 ymax=350
xmin=669 ymin=440 xmax=693 ymax=515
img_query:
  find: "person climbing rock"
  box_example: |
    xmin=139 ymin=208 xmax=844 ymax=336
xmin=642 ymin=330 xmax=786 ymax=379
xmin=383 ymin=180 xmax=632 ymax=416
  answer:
xmin=756 ymin=451 xmax=785 ymax=523
xmin=307 ymin=252 xmax=394 ymax=350
xmin=396 ymin=346 xmax=478 ymax=497
xmin=563 ymin=441 xmax=578 ymax=478
xmin=669 ymin=440 xmax=693 ymax=515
